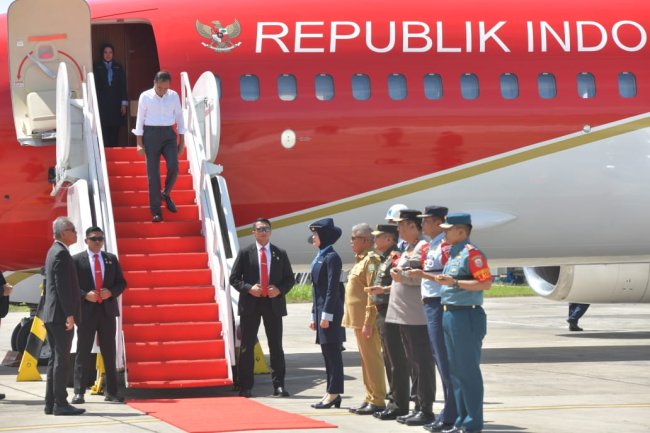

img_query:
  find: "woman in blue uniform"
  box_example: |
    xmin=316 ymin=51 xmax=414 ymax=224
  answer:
xmin=308 ymin=218 xmax=345 ymax=409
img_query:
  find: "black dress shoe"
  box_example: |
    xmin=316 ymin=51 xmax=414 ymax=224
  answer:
xmin=104 ymin=394 xmax=125 ymax=403
xmin=0 ymin=393 xmax=4 ymax=400
xmin=349 ymin=401 xmax=368 ymax=413
xmin=162 ymin=192 xmax=177 ymax=213
xmin=567 ymin=319 xmax=583 ymax=331
xmin=273 ymin=387 xmax=290 ymax=397
xmin=311 ymin=395 xmax=341 ymax=409
xmin=355 ymin=404 xmax=385 ymax=415
xmin=405 ymin=411 xmax=435 ymax=426
xmin=53 ymin=404 xmax=85 ymax=416
xmin=44 ymin=406 xmax=53 ymax=415
xmin=239 ymin=389 xmax=252 ymax=398
xmin=424 ymin=420 xmax=455 ymax=432
xmin=373 ymin=408 xmax=409 ymax=420
xmin=152 ymin=214 xmax=163 ymax=223
xmin=442 ymin=427 xmax=463 ymax=433
xmin=396 ymin=410 xmax=417 ymax=424
xmin=71 ymin=394 xmax=85 ymax=404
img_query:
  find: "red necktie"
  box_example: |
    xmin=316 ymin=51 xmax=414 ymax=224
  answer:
xmin=94 ymin=253 xmax=103 ymax=304
xmin=260 ymin=247 xmax=269 ymax=297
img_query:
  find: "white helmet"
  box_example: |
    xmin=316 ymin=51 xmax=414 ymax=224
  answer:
xmin=385 ymin=203 xmax=408 ymax=221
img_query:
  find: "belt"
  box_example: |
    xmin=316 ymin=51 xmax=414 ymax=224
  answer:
xmin=443 ymin=304 xmax=478 ymax=311
xmin=422 ymin=297 xmax=441 ymax=305
xmin=144 ymin=125 xmax=173 ymax=129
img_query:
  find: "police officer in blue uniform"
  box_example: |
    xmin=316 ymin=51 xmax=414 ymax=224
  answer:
xmin=434 ymin=213 xmax=492 ymax=433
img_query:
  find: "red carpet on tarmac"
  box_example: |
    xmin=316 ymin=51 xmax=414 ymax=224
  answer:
xmin=127 ymin=396 xmax=336 ymax=432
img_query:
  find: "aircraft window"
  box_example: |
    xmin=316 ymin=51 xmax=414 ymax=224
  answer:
xmin=213 ymin=74 xmax=222 ymax=100
xmin=577 ymin=72 xmax=596 ymax=99
xmin=240 ymin=74 xmax=260 ymax=101
xmin=618 ymin=72 xmax=637 ymax=98
xmin=424 ymin=73 xmax=443 ymax=100
xmin=500 ymin=73 xmax=519 ymax=99
xmin=538 ymin=73 xmax=557 ymax=99
xmin=388 ymin=73 xmax=407 ymax=100
xmin=315 ymin=74 xmax=334 ymax=101
xmin=278 ymin=74 xmax=297 ymax=101
xmin=352 ymin=73 xmax=371 ymax=101
xmin=461 ymin=73 xmax=479 ymax=99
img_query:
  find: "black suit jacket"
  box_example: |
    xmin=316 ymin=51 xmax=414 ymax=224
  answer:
xmin=42 ymin=241 xmax=81 ymax=325
xmin=230 ymin=243 xmax=295 ymax=317
xmin=72 ymin=250 xmax=126 ymax=318
xmin=93 ymin=60 xmax=128 ymax=127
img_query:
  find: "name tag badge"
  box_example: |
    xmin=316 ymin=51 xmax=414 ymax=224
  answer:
xmin=450 ymin=267 xmax=458 ymax=274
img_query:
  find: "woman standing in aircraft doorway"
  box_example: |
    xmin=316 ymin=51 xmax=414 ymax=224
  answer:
xmin=308 ymin=218 xmax=345 ymax=409
xmin=94 ymin=43 xmax=128 ymax=147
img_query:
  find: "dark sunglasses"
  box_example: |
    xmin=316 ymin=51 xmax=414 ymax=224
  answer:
xmin=254 ymin=227 xmax=271 ymax=232
xmin=88 ymin=236 xmax=105 ymax=242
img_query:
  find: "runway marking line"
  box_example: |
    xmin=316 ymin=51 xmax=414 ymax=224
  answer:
xmin=485 ymin=403 xmax=650 ymax=412
xmin=0 ymin=417 xmax=159 ymax=431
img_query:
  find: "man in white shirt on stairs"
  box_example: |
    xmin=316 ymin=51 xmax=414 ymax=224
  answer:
xmin=133 ymin=71 xmax=186 ymax=223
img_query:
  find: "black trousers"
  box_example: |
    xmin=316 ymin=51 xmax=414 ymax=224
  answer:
xmin=320 ymin=342 xmax=344 ymax=394
xmin=238 ymin=299 xmax=286 ymax=390
xmin=45 ymin=323 xmax=74 ymax=407
xmin=102 ymin=123 xmax=121 ymax=148
xmin=74 ymin=307 xmax=118 ymax=396
xmin=383 ymin=321 xmax=411 ymax=411
xmin=143 ymin=125 xmax=179 ymax=216
xmin=399 ymin=324 xmax=436 ymax=414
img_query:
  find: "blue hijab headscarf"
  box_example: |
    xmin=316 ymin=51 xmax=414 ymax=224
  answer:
xmin=309 ymin=218 xmax=342 ymax=249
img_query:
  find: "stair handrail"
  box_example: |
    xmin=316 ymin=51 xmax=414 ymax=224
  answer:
xmin=180 ymin=71 xmax=236 ymax=376
xmin=81 ymin=71 xmax=124 ymax=369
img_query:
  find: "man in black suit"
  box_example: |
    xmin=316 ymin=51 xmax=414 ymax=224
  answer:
xmin=0 ymin=272 xmax=12 ymax=400
xmin=230 ymin=218 xmax=295 ymax=398
xmin=42 ymin=217 xmax=84 ymax=416
xmin=71 ymin=226 xmax=127 ymax=404
xmin=94 ymin=43 xmax=128 ymax=147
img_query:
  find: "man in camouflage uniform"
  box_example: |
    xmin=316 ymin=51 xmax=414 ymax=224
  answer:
xmin=368 ymin=224 xmax=412 ymax=421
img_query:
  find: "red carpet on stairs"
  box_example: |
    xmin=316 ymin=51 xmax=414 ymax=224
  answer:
xmin=106 ymin=147 xmax=231 ymax=389
xmin=127 ymin=397 xmax=336 ymax=432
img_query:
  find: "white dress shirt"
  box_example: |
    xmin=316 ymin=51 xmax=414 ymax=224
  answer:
xmin=133 ymin=87 xmax=186 ymax=136
xmin=86 ymin=250 xmax=105 ymax=280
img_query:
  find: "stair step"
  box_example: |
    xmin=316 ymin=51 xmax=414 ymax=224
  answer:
xmin=122 ymin=303 xmax=219 ymax=324
xmin=123 ymin=269 xmax=211 ymax=287
xmin=106 ymin=146 xmax=188 ymax=162
xmin=116 ymin=220 xmax=201 ymax=238
xmin=111 ymin=190 xmax=195 ymax=207
xmin=107 ymin=159 xmax=190 ymax=176
xmin=123 ymin=321 xmax=222 ymax=342
xmin=126 ymin=339 xmax=225 ymax=362
xmin=127 ymin=378 xmax=232 ymax=389
xmin=117 ymin=236 xmax=205 ymax=254
xmin=110 ymin=174 xmax=193 ymax=191
xmin=126 ymin=359 xmax=229 ymax=382
xmin=113 ymin=205 xmax=198 ymax=222
xmin=121 ymin=253 xmax=208 ymax=271
xmin=123 ymin=286 xmax=215 ymax=305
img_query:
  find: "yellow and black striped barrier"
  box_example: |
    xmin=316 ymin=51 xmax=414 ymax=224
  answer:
xmin=16 ymin=313 xmax=46 ymax=381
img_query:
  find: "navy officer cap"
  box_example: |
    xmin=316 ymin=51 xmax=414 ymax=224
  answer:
xmin=439 ymin=213 xmax=472 ymax=229
xmin=417 ymin=205 xmax=448 ymax=219
xmin=392 ymin=209 xmax=421 ymax=222
xmin=371 ymin=224 xmax=398 ymax=237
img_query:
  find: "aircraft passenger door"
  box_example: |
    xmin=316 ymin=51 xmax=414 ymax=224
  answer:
xmin=191 ymin=72 xmax=221 ymax=162
xmin=7 ymin=0 xmax=92 ymax=146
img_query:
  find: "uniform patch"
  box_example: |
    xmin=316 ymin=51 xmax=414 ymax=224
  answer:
xmin=473 ymin=256 xmax=484 ymax=268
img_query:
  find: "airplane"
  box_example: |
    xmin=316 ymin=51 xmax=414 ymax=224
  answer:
xmin=1 ymin=0 xmax=650 ymax=308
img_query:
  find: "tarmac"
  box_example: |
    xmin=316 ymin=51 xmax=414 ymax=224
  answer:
xmin=1 ymin=297 xmax=649 ymax=433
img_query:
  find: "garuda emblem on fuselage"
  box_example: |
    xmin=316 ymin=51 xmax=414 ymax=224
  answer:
xmin=195 ymin=19 xmax=242 ymax=53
